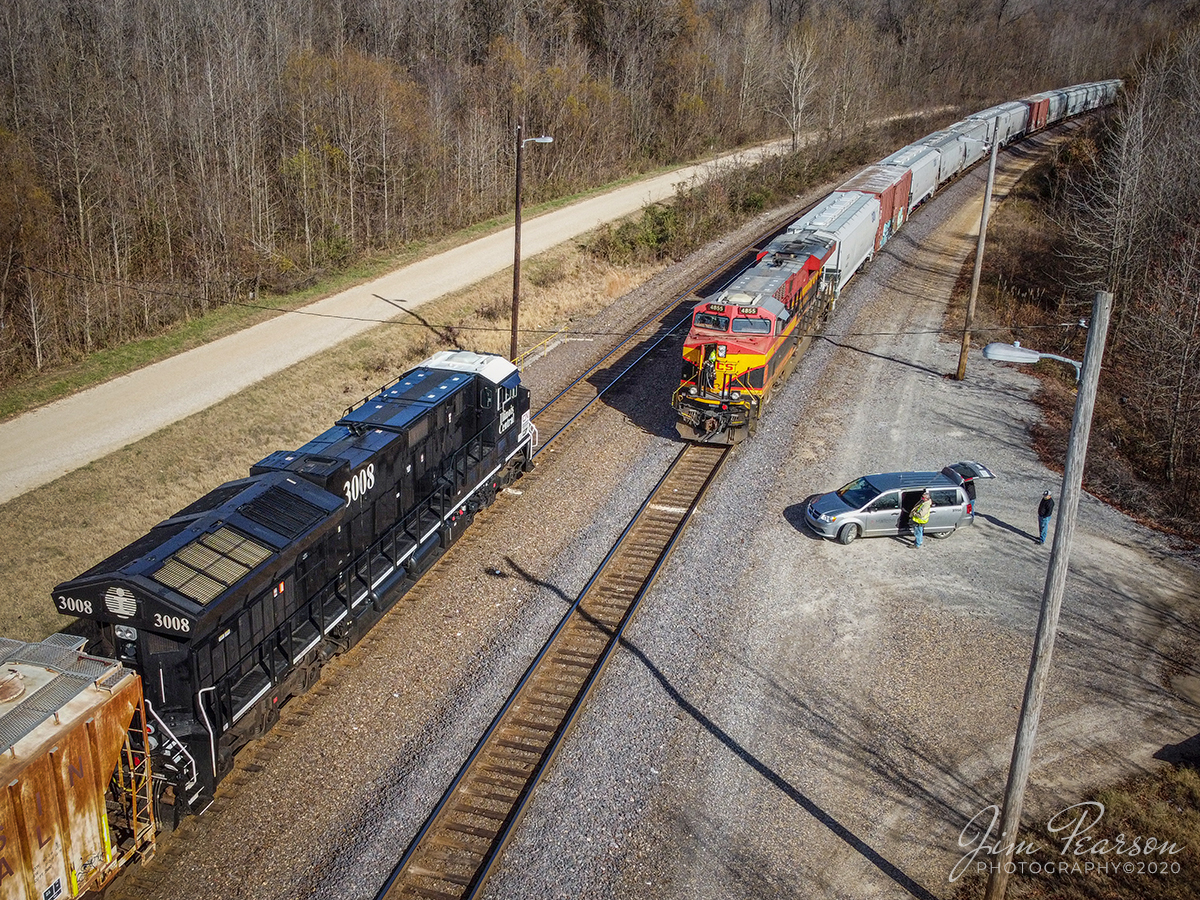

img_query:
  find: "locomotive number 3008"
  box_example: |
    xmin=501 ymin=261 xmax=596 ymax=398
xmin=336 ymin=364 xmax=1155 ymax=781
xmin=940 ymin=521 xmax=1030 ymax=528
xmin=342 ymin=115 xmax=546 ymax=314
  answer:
xmin=56 ymin=595 xmax=93 ymax=614
xmin=344 ymin=463 xmax=376 ymax=504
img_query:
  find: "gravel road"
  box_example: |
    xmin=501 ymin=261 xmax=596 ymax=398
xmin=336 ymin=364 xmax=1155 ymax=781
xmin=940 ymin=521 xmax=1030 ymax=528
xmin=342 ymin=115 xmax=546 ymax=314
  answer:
xmin=477 ymin=132 xmax=1200 ymax=900
xmin=110 ymin=128 xmax=1198 ymax=900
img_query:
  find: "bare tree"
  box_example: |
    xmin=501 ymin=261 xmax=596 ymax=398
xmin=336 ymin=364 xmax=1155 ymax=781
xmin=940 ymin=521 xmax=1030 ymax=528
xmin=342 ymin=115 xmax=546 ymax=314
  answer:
xmin=771 ymin=22 xmax=819 ymax=151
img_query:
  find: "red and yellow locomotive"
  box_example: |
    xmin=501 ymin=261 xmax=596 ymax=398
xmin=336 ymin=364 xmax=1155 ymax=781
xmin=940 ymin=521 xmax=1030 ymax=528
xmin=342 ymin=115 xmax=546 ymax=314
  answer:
xmin=673 ymin=233 xmax=835 ymax=442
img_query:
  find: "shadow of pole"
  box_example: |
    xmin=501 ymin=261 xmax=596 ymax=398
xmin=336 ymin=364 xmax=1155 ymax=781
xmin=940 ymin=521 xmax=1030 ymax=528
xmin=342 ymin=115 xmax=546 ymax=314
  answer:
xmin=621 ymin=636 xmax=940 ymax=899
xmin=375 ymin=294 xmax=464 ymax=349
xmin=501 ymin=558 xmax=937 ymax=898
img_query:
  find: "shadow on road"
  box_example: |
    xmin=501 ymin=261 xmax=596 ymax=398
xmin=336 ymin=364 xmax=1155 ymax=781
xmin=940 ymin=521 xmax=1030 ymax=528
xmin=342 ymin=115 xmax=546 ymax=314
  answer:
xmin=978 ymin=513 xmax=1039 ymax=543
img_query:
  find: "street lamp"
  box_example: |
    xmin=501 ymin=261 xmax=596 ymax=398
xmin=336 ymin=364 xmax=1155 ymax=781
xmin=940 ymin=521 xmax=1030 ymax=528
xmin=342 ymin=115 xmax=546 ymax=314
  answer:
xmin=982 ymin=290 xmax=1113 ymax=900
xmin=511 ymin=119 xmax=553 ymax=362
xmin=956 ymin=124 xmax=1000 ymax=381
xmin=982 ymin=341 xmax=1082 ymax=382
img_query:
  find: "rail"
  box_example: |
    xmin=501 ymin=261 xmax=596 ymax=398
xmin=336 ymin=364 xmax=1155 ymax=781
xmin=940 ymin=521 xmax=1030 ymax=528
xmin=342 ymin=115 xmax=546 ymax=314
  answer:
xmin=374 ymin=443 xmax=729 ymax=900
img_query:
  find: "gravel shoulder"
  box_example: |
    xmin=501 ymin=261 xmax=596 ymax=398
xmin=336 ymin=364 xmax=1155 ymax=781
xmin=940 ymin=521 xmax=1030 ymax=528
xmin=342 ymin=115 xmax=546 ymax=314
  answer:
xmin=111 ymin=127 xmax=1198 ymax=900
xmin=480 ymin=130 xmax=1200 ymax=900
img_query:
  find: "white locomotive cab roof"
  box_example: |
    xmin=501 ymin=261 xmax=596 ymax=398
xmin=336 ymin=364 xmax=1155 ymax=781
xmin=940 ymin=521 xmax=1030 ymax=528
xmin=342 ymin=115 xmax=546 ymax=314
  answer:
xmin=421 ymin=349 xmax=518 ymax=385
xmin=714 ymin=291 xmax=786 ymax=319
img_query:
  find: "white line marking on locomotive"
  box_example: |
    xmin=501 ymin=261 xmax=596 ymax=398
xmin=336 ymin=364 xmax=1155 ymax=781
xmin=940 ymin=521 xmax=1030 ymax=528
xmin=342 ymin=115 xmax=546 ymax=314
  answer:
xmin=232 ymin=681 xmax=273 ymax=724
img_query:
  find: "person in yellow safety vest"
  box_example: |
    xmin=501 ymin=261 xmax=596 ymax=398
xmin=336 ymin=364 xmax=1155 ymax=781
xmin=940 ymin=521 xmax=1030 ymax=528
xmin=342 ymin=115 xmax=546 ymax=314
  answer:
xmin=911 ymin=490 xmax=932 ymax=548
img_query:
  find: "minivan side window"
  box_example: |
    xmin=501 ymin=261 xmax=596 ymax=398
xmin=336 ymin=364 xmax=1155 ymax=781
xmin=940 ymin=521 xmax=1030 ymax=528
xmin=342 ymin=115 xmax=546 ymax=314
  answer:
xmin=930 ymin=489 xmax=960 ymax=507
xmin=867 ymin=492 xmax=900 ymax=511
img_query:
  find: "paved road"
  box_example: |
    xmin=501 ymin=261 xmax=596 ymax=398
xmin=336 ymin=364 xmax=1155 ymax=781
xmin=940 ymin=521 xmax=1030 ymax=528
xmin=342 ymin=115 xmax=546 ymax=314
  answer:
xmin=0 ymin=140 xmax=793 ymax=505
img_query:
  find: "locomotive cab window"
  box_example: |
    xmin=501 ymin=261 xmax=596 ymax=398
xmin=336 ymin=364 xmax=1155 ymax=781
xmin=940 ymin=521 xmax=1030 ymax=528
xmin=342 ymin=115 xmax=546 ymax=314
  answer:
xmin=694 ymin=312 xmax=729 ymax=331
xmin=731 ymin=317 xmax=771 ymax=335
xmin=480 ymin=385 xmax=494 ymax=409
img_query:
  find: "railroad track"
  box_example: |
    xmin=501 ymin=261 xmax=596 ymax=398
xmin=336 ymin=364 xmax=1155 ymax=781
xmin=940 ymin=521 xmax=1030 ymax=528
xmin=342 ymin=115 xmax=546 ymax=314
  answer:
xmin=106 ymin=196 xmax=813 ymax=900
xmin=374 ymin=443 xmax=729 ymax=900
xmin=527 ymin=202 xmax=812 ymax=454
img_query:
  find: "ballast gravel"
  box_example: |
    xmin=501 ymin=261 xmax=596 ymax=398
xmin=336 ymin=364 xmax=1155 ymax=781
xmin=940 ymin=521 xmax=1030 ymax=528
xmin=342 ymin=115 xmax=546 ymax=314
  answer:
xmin=124 ymin=136 xmax=1200 ymax=900
xmin=479 ymin=136 xmax=1200 ymax=900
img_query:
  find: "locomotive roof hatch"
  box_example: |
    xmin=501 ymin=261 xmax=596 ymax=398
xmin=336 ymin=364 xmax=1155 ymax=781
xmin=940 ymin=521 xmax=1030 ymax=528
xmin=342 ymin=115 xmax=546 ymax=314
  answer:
xmin=836 ymin=164 xmax=910 ymax=196
xmin=53 ymin=471 xmax=343 ymax=638
xmin=422 ymin=349 xmax=518 ymax=386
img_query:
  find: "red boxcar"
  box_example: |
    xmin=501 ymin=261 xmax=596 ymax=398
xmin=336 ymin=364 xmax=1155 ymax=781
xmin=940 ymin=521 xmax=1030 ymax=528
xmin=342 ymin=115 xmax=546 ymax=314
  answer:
xmin=1025 ymin=95 xmax=1050 ymax=132
xmin=835 ymin=165 xmax=913 ymax=252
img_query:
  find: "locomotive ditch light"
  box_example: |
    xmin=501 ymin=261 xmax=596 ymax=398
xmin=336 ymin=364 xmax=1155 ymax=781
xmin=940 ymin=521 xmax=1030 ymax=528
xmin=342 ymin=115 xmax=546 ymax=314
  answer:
xmin=731 ymin=391 xmax=741 ymax=401
xmin=688 ymin=386 xmax=698 ymax=396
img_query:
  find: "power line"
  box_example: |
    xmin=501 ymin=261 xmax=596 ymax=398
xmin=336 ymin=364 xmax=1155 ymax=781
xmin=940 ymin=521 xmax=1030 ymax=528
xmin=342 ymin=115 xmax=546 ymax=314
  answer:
xmin=17 ymin=262 xmax=1087 ymax=341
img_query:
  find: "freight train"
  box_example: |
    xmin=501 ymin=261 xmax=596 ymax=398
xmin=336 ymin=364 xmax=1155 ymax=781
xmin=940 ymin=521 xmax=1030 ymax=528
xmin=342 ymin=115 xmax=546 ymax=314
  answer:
xmin=20 ymin=80 xmax=1121 ymax=898
xmin=673 ymin=79 xmax=1121 ymax=443
xmin=49 ymin=349 xmax=534 ymax=835
xmin=0 ymin=635 xmax=154 ymax=899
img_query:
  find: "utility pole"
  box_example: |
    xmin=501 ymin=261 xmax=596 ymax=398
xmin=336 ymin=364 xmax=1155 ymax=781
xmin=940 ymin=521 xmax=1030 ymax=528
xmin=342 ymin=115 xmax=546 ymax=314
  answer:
xmin=511 ymin=118 xmax=525 ymax=362
xmin=984 ymin=290 xmax=1114 ymax=900
xmin=510 ymin=120 xmax=552 ymax=362
xmin=956 ymin=123 xmax=1000 ymax=381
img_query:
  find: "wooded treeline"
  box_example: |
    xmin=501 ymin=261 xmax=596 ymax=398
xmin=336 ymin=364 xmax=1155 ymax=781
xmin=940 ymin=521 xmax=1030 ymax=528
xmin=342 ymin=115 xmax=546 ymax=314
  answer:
xmin=0 ymin=0 xmax=1184 ymax=383
xmin=1063 ymin=28 xmax=1200 ymax=526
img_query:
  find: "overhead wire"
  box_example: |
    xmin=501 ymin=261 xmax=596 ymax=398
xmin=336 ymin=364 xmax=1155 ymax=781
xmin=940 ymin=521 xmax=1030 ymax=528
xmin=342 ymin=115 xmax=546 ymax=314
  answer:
xmin=18 ymin=262 xmax=1088 ymax=343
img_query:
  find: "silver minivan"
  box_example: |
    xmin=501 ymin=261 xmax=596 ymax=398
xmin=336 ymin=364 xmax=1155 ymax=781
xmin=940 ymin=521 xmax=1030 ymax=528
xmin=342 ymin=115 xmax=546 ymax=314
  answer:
xmin=805 ymin=462 xmax=994 ymax=544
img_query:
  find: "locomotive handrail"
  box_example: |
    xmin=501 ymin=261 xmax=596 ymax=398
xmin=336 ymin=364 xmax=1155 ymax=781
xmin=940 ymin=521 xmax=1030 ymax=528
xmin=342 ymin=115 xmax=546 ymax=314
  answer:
xmin=145 ymin=697 xmax=201 ymax=789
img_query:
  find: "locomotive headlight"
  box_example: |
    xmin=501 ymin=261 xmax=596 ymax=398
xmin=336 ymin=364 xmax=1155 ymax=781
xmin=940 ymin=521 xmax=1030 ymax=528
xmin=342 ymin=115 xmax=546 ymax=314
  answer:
xmin=717 ymin=345 xmax=727 ymax=358
xmin=114 ymin=625 xmax=138 ymax=641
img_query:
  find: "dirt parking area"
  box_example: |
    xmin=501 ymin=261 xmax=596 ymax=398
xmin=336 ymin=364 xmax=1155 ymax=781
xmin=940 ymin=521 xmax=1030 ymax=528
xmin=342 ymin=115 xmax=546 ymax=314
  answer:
xmin=482 ymin=130 xmax=1200 ymax=900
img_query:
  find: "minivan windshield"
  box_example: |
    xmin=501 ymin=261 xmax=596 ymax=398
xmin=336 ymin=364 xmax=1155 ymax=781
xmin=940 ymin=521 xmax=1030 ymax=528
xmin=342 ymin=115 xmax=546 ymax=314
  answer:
xmin=836 ymin=477 xmax=881 ymax=509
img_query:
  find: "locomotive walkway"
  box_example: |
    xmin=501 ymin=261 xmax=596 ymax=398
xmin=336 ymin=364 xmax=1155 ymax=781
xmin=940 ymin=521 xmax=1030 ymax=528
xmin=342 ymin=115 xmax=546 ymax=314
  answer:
xmin=0 ymin=140 xmax=793 ymax=505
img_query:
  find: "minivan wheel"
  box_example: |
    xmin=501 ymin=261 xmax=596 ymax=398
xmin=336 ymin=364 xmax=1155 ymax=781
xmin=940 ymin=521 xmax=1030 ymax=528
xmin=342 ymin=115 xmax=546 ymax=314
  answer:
xmin=931 ymin=528 xmax=955 ymax=539
xmin=837 ymin=523 xmax=860 ymax=545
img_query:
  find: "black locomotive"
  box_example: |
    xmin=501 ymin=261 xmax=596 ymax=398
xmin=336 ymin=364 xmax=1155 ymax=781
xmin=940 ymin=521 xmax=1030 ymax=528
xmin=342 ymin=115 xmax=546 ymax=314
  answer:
xmin=52 ymin=350 xmax=534 ymax=821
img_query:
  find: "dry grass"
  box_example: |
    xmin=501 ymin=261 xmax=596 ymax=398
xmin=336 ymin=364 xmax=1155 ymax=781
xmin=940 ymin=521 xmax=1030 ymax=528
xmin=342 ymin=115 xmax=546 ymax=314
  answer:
xmin=0 ymin=243 xmax=662 ymax=642
xmin=954 ymin=763 xmax=1200 ymax=900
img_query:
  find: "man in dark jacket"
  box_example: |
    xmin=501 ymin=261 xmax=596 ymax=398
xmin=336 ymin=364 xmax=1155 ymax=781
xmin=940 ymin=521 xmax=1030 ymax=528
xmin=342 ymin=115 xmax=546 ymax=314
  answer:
xmin=1037 ymin=490 xmax=1054 ymax=544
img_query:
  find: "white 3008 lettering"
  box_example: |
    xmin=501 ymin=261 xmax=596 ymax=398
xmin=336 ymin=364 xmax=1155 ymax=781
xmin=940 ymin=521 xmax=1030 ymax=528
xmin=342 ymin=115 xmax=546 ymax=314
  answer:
xmin=153 ymin=613 xmax=191 ymax=633
xmin=56 ymin=595 xmax=93 ymax=614
xmin=344 ymin=463 xmax=376 ymax=503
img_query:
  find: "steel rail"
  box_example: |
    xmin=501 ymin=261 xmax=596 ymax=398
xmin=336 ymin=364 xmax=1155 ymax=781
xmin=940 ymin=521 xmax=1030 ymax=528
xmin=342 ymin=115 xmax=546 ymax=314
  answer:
xmin=374 ymin=443 xmax=728 ymax=900
xmin=528 ymin=204 xmax=811 ymax=455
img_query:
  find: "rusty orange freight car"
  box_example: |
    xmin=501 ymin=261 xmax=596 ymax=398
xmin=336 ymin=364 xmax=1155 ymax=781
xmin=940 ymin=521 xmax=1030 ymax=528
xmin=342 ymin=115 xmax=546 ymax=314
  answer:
xmin=0 ymin=635 xmax=154 ymax=899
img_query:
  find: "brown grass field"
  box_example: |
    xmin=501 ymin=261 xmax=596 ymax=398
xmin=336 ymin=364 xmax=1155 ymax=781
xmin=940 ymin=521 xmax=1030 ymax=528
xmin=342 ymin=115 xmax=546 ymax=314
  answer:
xmin=0 ymin=245 xmax=659 ymax=642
